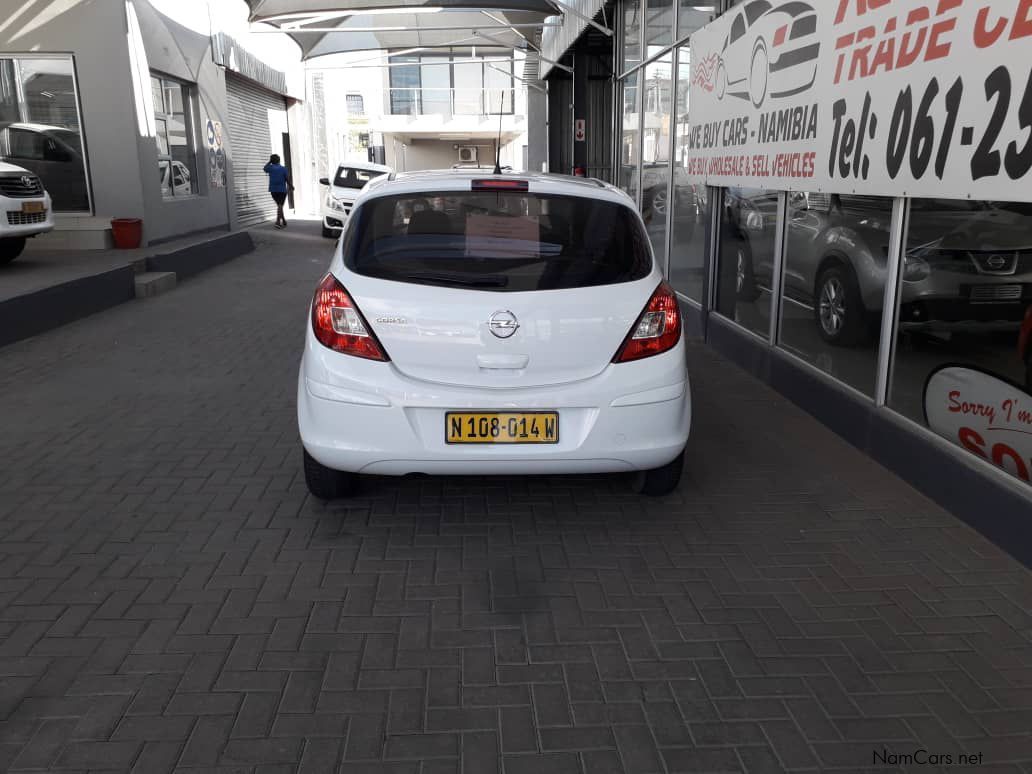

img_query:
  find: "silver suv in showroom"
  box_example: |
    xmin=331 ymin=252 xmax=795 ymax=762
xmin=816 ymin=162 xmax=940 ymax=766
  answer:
xmin=732 ymin=193 xmax=1032 ymax=345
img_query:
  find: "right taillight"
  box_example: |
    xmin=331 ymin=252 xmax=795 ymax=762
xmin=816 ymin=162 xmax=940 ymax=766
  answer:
xmin=613 ymin=282 xmax=682 ymax=363
xmin=311 ymin=273 xmax=389 ymax=361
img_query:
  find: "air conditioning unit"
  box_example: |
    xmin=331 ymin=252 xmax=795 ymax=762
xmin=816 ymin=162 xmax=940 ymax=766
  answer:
xmin=458 ymin=146 xmax=478 ymax=163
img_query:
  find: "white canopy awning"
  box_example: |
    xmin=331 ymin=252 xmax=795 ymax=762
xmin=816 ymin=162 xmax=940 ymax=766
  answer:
xmin=245 ymin=0 xmax=565 ymax=61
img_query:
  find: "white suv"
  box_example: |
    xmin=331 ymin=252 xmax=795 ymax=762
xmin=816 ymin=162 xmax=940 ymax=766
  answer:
xmin=319 ymin=161 xmax=391 ymax=238
xmin=0 ymin=161 xmax=54 ymax=264
xmin=298 ymin=171 xmax=691 ymax=498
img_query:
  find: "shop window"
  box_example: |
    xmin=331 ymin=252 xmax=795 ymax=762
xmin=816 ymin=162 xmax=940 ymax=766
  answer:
xmin=678 ymin=1 xmax=715 ymax=40
xmin=888 ymin=199 xmax=1032 ymax=489
xmin=623 ymin=0 xmax=641 ymax=72
xmin=640 ymin=54 xmax=672 ymax=266
xmin=714 ymin=187 xmax=777 ymax=339
xmin=151 ymin=74 xmax=197 ymax=198
xmin=618 ymin=72 xmax=641 ymax=202
xmin=0 ymin=55 xmax=90 ymax=211
xmin=645 ymin=0 xmax=673 ymax=56
xmin=778 ymin=194 xmax=894 ymax=397
xmin=669 ymin=45 xmax=706 ymax=302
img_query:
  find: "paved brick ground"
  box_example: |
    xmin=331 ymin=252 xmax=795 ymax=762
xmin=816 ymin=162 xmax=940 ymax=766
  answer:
xmin=2 ymin=221 xmax=1032 ymax=773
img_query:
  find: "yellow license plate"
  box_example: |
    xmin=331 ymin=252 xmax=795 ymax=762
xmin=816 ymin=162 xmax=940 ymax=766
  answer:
xmin=446 ymin=412 xmax=559 ymax=444
xmin=21 ymin=201 xmax=45 ymax=213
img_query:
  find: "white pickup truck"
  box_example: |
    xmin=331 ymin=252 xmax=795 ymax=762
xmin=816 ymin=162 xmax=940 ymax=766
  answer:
xmin=0 ymin=161 xmax=54 ymax=264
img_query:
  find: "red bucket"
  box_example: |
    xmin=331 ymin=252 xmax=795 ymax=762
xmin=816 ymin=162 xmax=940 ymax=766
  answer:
xmin=110 ymin=218 xmax=143 ymax=249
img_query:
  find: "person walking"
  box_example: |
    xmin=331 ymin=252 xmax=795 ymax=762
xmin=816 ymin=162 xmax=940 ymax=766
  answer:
xmin=263 ymin=154 xmax=293 ymax=229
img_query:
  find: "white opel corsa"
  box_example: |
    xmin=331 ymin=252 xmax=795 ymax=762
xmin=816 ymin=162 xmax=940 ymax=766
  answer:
xmin=298 ymin=171 xmax=691 ymax=497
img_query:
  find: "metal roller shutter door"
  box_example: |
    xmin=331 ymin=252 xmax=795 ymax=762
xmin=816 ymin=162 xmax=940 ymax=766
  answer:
xmin=226 ymin=74 xmax=287 ymax=227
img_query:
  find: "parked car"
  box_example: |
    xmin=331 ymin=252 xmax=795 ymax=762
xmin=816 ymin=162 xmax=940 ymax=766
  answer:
xmin=0 ymin=161 xmax=54 ymax=265
xmin=298 ymin=171 xmax=691 ymax=498
xmin=715 ymin=0 xmax=819 ymax=108
xmin=319 ymin=161 xmax=392 ymax=238
xmin=0 ymin=122 xmax=89 ymax=211
xmin=736 ymin=193 xmax=1032 ymax=346
xmin=158 ymin=159 xmax=192 ymax=197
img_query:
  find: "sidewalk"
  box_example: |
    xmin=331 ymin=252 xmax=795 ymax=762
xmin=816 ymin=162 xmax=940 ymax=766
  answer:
xmin=0 ymin=227 xmax=256 ymax=349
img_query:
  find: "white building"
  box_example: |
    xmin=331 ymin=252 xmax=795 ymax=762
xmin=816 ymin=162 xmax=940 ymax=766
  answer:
xmin=306 ymin=48 xmax=529 ymax=202
xmin=0 ymin=0 xmax=305 ymax=247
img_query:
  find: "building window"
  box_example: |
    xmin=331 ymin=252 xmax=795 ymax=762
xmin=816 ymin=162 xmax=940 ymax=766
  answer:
xmin=778 ymin=194 xmax=895 ymax=397
xmin=346 ymin=94 xmax=364 ymax=115
xmin=0 ymin=55 xmax=91 ymax=211
xmin=640 ymin=53 xmax=672 ymax=266
xmin=389 ymin=50 xmax=515 ymax=116
xmin=669 ymin=44 xmax=707 ymax=303
xmin=715 ymin=188 xmax=778 ymax=340
xmin=151 ymin=74 xmax=197 ymax=198
xmin=888 ymin=199 xmax=1032 ymax=490
xmin=389 ymin=56 xmax=421 ymax=115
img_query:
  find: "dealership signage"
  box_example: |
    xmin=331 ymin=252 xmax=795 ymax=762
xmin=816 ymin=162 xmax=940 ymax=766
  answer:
xmin=685 ymin=0 xmax=1032 ymax=201
xmin=925 ymin=366 xmax=1032 ymax=484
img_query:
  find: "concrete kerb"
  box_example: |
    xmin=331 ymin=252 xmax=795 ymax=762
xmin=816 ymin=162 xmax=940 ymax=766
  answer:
xmin=0 ymin=230 xmax=255 ymax=349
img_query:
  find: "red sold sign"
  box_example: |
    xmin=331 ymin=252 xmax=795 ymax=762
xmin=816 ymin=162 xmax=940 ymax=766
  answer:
xmin=925 ymin=366 xmax=1032 ymax=484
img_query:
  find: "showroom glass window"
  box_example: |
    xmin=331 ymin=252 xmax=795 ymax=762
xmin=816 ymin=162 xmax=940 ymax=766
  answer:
xmin=640 ymin=53 xmax=671 ymax=266
xmin=678 ymin=1 xmax=715 ymax=40
xmin=645 ymin=0 xmax=673 ymax=57
xmin=622 ymin=0 xmax=641 ymax=72
xmin=888 ymin=199 xmax=1032 ymax=490
xmin=0 ymin=55 xmax=90 ymax=211
xmin=668 ymin=45 xmax=705 ymax=302
xmin=150 ymin=75 xmax=197 ymax=198
xmin=714 ymin=187 xmax=777 ymax=338
xmin=389 ymin=55 xmax=421 ymax=115
xmin=778 ymin=194 xmax=894 ymax=397
xmin=618 ymin=72 xmax=641 ymax=201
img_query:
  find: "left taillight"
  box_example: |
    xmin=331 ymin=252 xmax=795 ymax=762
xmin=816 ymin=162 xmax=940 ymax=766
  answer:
xmin=613 ymin=282 xmax=682 ymax=363
xmin=311 ymin=273 xmax=389 ymax=361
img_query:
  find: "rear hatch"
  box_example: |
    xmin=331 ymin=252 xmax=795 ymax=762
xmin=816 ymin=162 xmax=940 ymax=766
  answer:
xmin=338 ymin=181 xmax=656 ymax=389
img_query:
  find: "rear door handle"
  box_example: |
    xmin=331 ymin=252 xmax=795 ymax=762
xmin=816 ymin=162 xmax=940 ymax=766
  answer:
xmin=476 ymin=354 xmax=529 ymax=370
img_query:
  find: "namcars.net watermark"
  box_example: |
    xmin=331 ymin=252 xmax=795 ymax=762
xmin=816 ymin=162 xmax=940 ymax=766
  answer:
xmin=874 ymin=749 xmax=984 ymax=766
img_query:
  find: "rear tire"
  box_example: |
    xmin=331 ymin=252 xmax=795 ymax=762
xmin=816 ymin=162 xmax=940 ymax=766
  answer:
xmin=0 ymin=237 xmax=27 ymax=265
xmin=303 ymin=449 xmax=356 ymax=499
xmin=631 ymin=449 xmax=685 ymax=496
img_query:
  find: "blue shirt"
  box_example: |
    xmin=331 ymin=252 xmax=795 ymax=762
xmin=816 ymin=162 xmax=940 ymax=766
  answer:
xmin=264 ymin=163 xmax=289 ymax=193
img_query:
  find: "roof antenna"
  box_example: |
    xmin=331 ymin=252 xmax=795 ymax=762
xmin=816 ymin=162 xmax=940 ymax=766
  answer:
xmin=493 ymin=89 xmax=504 ymax=174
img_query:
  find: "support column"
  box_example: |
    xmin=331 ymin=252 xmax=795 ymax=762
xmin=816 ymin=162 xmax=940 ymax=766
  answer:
xmin=572 ymin=47 xmax=588 ymax=173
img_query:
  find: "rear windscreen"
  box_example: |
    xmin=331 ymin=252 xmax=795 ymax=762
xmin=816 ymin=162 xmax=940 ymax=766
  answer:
xmin=342 ymin=190 xmax=652 ymax=292
xmin=334 ymin=167 xmax=386 ymax=189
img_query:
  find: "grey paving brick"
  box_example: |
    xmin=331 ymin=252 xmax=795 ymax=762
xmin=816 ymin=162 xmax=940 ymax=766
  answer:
xmin=3 ymin=223 xmax=1032 ymax=774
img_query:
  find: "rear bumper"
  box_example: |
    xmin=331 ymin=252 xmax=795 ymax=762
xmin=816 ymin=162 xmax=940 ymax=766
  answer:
xmin=298 ymin=341 xmax=691 ymax=476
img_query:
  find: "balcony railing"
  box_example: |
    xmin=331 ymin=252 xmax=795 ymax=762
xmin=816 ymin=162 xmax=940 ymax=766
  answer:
xmin=386 ymin=87 xmax=523 ymax=117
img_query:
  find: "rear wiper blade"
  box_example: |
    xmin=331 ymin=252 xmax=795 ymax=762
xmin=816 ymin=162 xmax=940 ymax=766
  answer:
xmin=403 ymin=272 xmax=509 ymax=288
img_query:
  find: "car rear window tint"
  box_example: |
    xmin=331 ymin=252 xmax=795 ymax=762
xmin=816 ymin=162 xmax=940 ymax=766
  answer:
xmin=342 ymin=190 xmax=652 ymax=292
